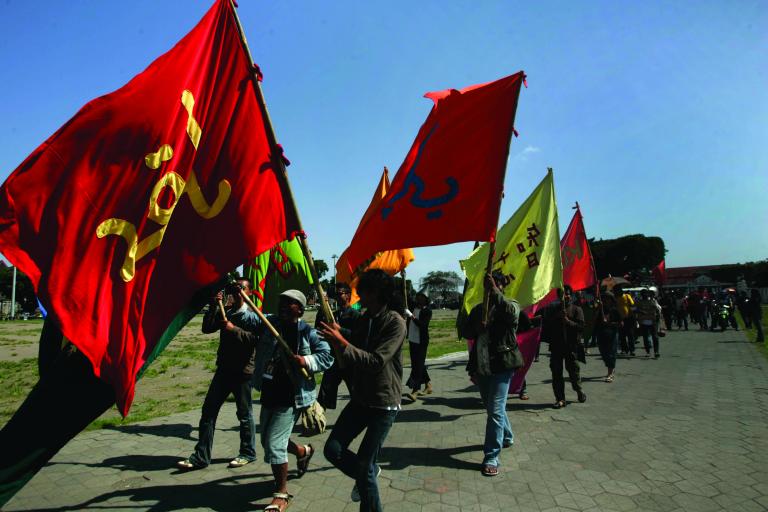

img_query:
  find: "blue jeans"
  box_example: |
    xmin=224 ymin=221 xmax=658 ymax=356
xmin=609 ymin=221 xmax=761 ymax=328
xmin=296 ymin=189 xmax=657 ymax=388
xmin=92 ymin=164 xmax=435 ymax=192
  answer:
xmin=639 ymin=323 xmax=659 ymax=354
xmin=260 ymin=405 xmax=301 ymax=464
xmin=476 ymin=370 xmax=513 ymax=467
xmin=190 ymin=369 xmax=256 ymax=466
xmin=324 ymin=401 xmax=397 ymax=512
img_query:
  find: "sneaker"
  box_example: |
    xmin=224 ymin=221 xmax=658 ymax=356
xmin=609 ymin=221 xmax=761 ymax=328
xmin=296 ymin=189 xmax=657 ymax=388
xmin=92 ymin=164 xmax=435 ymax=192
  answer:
xmin=654 ymin=353 xmax=660 ymax=359
xmin=503 ymin=438 xmax=514 ymax=448
xmin=228 ymin=456 xmax=253 ymax=468
xmin=577 ymin=391 xmax=587 ymax=403
xmin=177 ymin=458 xmax=205 ymax=471
xmin=351 ymin=465 xmax=381 ymax=502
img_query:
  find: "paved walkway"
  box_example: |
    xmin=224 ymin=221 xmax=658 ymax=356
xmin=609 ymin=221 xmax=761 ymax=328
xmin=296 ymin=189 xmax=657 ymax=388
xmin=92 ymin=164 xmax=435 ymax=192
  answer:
xmin=6 ymin=327 xmax=768 ymax=511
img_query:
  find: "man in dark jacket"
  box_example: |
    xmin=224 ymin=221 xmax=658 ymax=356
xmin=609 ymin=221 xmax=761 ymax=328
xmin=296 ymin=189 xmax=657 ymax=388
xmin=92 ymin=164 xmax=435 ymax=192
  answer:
xmin=320 ymin=269 xmax=406 ymax=512
xmin=178 ymin=279 xmax=259 ymax=470
xmin=315 ymin=282 xmax=362 ymax=410
xmin=538 ymin=285 xmax=586 ymax=408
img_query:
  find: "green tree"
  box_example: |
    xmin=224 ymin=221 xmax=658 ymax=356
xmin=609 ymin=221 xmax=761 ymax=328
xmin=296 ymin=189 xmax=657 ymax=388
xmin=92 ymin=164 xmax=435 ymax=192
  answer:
xmin=0 ymin=263 xmax=38 ymax=314
xmin=313 ymin=259 xmax=329 ymax=280
xmin=589 ymin=234 xmax=666 ymax=279
xmin=420 ymin=271 xmax=462 ymax=305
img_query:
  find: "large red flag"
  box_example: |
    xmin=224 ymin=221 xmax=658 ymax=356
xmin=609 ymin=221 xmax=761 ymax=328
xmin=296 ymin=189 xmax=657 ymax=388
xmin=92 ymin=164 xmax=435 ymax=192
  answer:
xmin=0 ymin=0 xmax=297 ymax=415
xmin=343 ymin=72 xmax=525 ymax=272
xmin=652 ymin=259 xmax=666 ymax=285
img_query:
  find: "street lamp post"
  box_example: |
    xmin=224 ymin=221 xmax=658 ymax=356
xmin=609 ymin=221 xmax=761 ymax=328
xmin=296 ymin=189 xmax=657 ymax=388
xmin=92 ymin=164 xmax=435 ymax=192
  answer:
xmin=331 ymin=254 xmax=338 ymax=288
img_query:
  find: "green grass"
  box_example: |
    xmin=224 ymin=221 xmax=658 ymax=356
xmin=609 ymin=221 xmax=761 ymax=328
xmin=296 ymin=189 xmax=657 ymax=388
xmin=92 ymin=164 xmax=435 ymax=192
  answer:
xmin=734 ymin=306 xmax=767 ymax=357
xmin=0 ymin=358 xmax=39 ymax=425
xmin=0 ymin=310 xmax=469 ymax=430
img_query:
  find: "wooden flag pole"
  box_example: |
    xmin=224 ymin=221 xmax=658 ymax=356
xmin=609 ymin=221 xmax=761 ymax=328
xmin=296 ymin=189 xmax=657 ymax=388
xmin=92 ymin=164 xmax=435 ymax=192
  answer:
xmin=480 ymin=78 xmax=524 ymax=324
xmin=238 ymin=289 xmax=312 ymax=381
xmin=402 ymin=270 xmax=409 ymax=311
xmin=228 ymin=1 xmax=336 ymax=333
xmin=217 ymin=299 xmax=228 ymax=322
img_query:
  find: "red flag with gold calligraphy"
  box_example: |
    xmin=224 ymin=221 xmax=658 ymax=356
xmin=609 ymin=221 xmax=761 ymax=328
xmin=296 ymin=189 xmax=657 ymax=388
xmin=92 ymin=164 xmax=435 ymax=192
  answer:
xmin=344 ymin=72 xmax=525 ymax=272
xmin=0 ymin=0 xmax=297 ymax=415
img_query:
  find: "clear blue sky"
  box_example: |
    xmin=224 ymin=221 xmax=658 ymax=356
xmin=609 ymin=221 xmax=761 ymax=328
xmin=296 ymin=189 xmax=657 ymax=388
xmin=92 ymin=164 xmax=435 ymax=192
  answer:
xmin=1 ymin=1 xmax=766 ymax=287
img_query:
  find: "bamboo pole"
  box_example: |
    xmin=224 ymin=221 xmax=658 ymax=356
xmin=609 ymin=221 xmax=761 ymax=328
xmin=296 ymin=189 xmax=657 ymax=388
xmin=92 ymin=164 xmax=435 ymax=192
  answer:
xmin=217 ymin=299 xmax=228 ymax=322
xmin=238 ymin=289 xmax=311 ymax=381
xmin=227 ymin=1 xmax=336 ymax=330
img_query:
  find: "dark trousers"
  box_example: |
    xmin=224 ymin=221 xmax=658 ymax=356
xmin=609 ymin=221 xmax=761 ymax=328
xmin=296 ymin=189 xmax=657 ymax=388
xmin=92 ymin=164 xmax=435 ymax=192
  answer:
xmin=676 ymin=310 xmax=688 ymax=330
xmin=639 ymin=324 xmax=659 ymax=355
xmin=406 ymin=341 xmax=430 ymax=391
xmin=598 ymin=327 xmax=619 ymax=370
xmin=318 ymin=363 xmax=347 ymax=410
xmin=620 ymin=317 xmax=635 ymax=353
xmin=324 ymin=401 xmax=397 ymax=512
xmin=549 ymin=349 xmax=582 ymax=402
xmin=699 ymin=308 xmax=709 ymax=329
xmin=190 ymin=369 xmax=256 ymax=466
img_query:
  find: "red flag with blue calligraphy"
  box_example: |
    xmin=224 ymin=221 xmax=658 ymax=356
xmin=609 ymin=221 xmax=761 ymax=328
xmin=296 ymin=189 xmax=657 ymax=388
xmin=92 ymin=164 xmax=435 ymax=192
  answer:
xmin=343 ymin=72 xmax=525 ymax=272
xmin=0 ymin=0 xmax=297 ymax=415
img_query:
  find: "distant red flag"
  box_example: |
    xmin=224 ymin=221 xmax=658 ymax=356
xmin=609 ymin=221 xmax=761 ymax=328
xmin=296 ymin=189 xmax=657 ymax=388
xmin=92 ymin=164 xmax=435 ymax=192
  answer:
xmin=653 ymin=259 xmax=666 ymax=285
xmin=344 ymin=72 xmax=525 ymax=271
xmin=561 ymin=208 xmax=597 ymax=291
xmin=0 ymin=0 xmax=297 ymax=415
xmin=530 ymin=206 xmax=596 ymax=312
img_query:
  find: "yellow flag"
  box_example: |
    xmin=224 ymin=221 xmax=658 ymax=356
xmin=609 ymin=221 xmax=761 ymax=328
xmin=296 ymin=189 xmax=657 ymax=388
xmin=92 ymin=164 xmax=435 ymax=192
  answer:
xmin=336 ymin=168 xmax=415 ymax=304
xmin=460 ymin=169 xmax=562 ymax=312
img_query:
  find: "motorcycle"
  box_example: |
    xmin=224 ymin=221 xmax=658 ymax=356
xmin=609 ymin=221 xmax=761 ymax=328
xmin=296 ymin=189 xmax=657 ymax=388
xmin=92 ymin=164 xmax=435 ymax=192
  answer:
xmin=711 ymin=301 xmax=730 ymax=332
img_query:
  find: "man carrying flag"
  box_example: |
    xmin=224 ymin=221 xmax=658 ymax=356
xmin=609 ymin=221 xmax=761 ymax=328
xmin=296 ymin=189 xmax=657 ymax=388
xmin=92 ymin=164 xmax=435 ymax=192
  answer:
xmin=177 ymin=279 xmax=260 ymax=471
xmin=460 ymin=169 xmax=562 ymax=473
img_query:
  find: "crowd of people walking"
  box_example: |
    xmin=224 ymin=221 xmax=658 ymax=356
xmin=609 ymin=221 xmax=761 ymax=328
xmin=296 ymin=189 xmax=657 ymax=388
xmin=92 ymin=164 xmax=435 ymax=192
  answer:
xmin=174 ymin=271 xmax=765 ymax=511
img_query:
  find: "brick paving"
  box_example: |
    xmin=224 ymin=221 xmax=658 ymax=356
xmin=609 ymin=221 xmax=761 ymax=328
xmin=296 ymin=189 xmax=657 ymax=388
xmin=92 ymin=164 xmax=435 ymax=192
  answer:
xmin=5 ymin=327 xmax=768 ymax=511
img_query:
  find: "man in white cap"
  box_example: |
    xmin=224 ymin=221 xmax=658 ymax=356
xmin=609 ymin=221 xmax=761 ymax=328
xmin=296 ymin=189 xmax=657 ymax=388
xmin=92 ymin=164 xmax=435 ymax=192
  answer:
xmin=253 ymin=289 xmax=333 ymax=512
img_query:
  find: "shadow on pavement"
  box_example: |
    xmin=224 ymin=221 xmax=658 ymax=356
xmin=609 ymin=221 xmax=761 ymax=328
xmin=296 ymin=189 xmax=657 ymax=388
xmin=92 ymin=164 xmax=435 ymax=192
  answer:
xmin=506 ymin=402 xmax=555 ymax=412
xmin=51 ymin=455 xmax=232 ymax=473
xmin=29 ymin=473 xmax=275 ymax=512
xmin=417 ymin=395 xmax=483 ymax=411
xmin=381 ymin=444 xmax=483 ymax=471
xmin=395 ymin=407 xmax=467 ymax=423
xmin=105 ymin=423 xmax=196 ymax=441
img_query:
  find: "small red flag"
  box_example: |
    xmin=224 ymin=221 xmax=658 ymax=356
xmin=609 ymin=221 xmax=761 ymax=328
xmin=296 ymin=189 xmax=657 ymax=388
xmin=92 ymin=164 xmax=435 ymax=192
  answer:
xmin=561 ymin=208 xmax=597 ymax=291
xmin=0 ymin=0 xmax=297 ymax=415
xmin=344 ymin=72 xmax=525 ymax=272
xmin=653 ymin=260 xmax=666 ymax=285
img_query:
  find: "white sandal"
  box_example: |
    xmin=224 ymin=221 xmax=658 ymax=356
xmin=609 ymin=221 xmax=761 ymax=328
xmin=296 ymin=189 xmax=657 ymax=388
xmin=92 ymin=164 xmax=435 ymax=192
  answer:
xmin=264 ymin=492 xmax=293 ymax=512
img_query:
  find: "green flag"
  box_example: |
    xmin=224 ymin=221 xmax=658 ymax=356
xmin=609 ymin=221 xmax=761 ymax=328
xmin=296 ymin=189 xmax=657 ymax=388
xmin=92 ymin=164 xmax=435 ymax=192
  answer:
xmin=461 ymin=169 xmax=563 ymax=312
xmin=246 ymin=238 xmax=313 ymax=314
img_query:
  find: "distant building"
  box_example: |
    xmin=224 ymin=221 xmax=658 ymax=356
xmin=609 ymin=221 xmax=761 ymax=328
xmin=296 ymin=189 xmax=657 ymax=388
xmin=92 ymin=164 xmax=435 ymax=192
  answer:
xmin=663 ymin=265 xmax=734 ymax=292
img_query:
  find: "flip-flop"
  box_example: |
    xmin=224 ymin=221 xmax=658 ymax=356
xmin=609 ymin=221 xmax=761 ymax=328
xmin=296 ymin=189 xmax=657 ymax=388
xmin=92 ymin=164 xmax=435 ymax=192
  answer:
xmin=296 ymin=444 xmax=314 ymax=478
xmin=481 ymin=464 xmax=499 ymax=477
